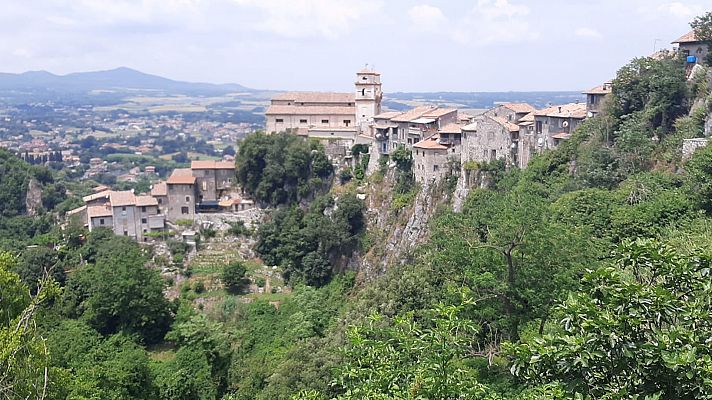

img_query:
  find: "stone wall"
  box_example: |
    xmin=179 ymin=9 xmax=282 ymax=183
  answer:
xmin=682 ymin=138 xmax=710 ymax=159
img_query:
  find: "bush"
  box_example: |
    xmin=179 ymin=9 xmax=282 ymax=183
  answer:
xmin=227 ymin=220 xmax=249 ymax=237
xmin=193 ymin=280 xmax=206 ymax=294
xmin=222 ymin=261 xmax=247 ymax=292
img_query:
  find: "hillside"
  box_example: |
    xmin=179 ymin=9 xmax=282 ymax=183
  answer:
xmin=0 ymin=67 xmax=254 ymax=95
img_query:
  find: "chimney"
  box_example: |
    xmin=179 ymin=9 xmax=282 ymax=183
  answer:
xmin=558 ymin=106 xmax=562 ymax=113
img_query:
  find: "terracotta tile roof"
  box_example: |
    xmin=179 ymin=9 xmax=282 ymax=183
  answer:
xmin=461 ymin=122 xmax=478 ymax=131
xmin=135 ymin=195 xmax=158 ymax=207
xmin=390 ymin=106 xmax=438 ymax=122
xmin=583 ymin=82 xmax=612 ymax=95
xmin=535 ymin=103 xmax=587 ymax=119
xmin=82 ymin=190 xmax=112 ymax=203
xmin=552 ymin=132 xmax=571 ymax=139
xmin=672 ymin=30 xmax=701 ymax=44
xmin=109 ymin=191 xmax=137 ymax=207
xmin=265 ymin=105 xmax=356 ymax=115
xmin=491 ymin=116 xmax=520 ymax=132
xmin=88 ymin=205 xmax=112 ymax=218
xmin=358 ymin=69 xmax=380 ymax=75
xmin=439 ymin=123 xmax=462 ymax=134
xmin=92 ymin=185 xmax=110 ymax=193
xmin=167 ymin=168 xmax=196 ymax=185
xmin=414 ymin=135 xmax=448 ymax=150
xmin=191 ymin=160 xmax=235 ymax=170
xmin=458 ymin=113 xmax=473 ymax=121
xmin=501 ymin=103 xmax=535 ymax=113
xmin=518 ymin=112 xmax=535 ymax=123
xmin=373 ymin=111 xmax=402 ymax=120
xmin=271 ymin=92 xmax=354 ymax=103
xmin=423 ymin=108 xmax=457 ymax=118
xmin=66 ymin=205 xmax=86 ymax=217
xmin=151 ymin=182 xmax=167 ymax=197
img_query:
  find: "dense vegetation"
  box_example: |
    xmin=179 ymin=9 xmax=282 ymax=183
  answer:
xmin=235 ymin=132 xmax=333 ymax=206
xmin=4 ymin=12 xmax=712 ymax=400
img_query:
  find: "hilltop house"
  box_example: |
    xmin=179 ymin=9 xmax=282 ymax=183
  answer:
xmin=672 ymin=30 xmax=709 ymax=65
xmin=71 ymin=190 xmax=165 ymax=242
xmin=517 ymin=102 xmax=587 ymax=168
xmin=265 ymin=69 xmax=382 ymax=157
xmin=583 ymin=82 xmax=612 ymax=117
xmin=370 ymin=106 xmax=458 ymax=158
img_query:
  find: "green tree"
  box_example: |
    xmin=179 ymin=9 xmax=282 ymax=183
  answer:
xmin=0 ymin=252 xmax=59 ymax=400
xmin=509 ymin=239 xmax=712 ymax=399
xmin=222 ymin=261 xmax=247 ymax=293
xmin=62 ymin=236 xmax=172 ymax=343
xmin=691 ymin=12 xmax=712 ymax=65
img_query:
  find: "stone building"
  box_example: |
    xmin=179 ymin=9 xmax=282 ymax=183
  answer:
xmin=265 ymin=69 xmax=382 ymax=147
xmin=461 ymin=115 xmax=520 ymax=167
xmin=190 ymin=160 xmax=235 ymax=205
xmin=484 ymin=103 xmax=535 ymax=123
xmin=74 ymin=190 xmax=165 ymax=242
xmin=672 ymin=30 xmax=709 ymax=65
xmin=371 ymin=106 xmax=458 ymax=157
xmin=166 ymin=168 xmax=197 ymax=222
xmin=517 ymin=102 xmax=587 ymax=168
xmin=583 ymin=82 xmax=612 ymax=117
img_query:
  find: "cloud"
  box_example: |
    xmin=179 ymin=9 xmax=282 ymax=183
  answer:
xmin=408 ymin=4 xmax=447 ymax=32
xmin=232 ymin=0 xmax=383 ymax=39
xmin=575 ymin=27 xmax=602 ymax=40
xmin=657 ymin=1 xmax=704 ymax=18
xmin=452 ymin=0 xmax=538 ymax=45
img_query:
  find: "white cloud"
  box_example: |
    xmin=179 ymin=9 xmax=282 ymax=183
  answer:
xmin=408 ymin=4 xmax=448 ymax=32
xmin=575 ymin=27 xmax=602 ymax=40
xmin=452 ymin=0 xmax=538 ymax=45
xmin=232 ymin=0 xmax=383 ymax=39
xmin=658 ymin=1 xmax=704 ymax=18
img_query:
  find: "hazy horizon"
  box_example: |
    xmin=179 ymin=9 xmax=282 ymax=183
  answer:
xmin=1 ymin=0 xmax=706 ymax=92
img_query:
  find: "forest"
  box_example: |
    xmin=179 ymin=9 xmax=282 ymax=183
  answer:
xmin=3 ymin=13 xmax=712 ymax=400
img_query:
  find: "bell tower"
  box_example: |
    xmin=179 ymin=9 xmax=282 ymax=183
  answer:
xmin=355 ymin=66 xmax=382 ymax=130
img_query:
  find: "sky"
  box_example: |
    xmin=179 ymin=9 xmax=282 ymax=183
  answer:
xmin=0 ymin=0 xmax=709 ymax=92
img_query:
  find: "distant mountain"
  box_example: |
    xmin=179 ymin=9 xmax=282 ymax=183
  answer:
xmin=0 ymin=67 xmax=254 ymax=95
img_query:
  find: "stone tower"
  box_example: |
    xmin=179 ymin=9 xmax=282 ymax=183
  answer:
xmin=355 ymin=67 xmax=382 ymax=130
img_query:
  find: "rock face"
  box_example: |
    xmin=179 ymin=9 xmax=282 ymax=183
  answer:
xmin=25 ymin=178 xmax=42 ymax=216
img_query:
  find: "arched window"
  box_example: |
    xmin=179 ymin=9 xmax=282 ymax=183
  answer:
xmin=361 ymin=88 xmax=366 ymax=96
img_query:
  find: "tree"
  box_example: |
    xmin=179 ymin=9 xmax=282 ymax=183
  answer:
xmin=508 ymin=239 xmax=712 ymax=399
xmin=62 ymin=236 xmax=172 ymax=343
xmin=222 ymin=261 xmax=247 ymax=292
xmin=222 ymin=145 xmax=236 ymax=157
xmin=691 ymin=12 xmax=712 ymax=65
xmin=153 ymin=346 xmax=216 ymax=400
xmin=14 ymin=246 xmax=65 ymax=292
xmin=428 ymin=187 xmax=598 ymax=342
xmin=0 ymin=252 xmax=59 ymax=400
xmin=331 ymin=300 xmax=490 ymax=399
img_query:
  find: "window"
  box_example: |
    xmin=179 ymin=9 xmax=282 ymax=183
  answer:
xmin=433 ymin=165 xmax=439 ymax=172
xmin=361 ymin=88 xmax=366 ymax=96
xmin=141 ymin=206 xmax=146 ymax=212
xmin=300 ymin=119 xmax=308 ymax=124
xmin=181 ymin=206 xmax=189 ymax=214
xmin=185 ymin=196 xmax=190 ymax=203
xmin=141 ymin=218 xmax=147 ymax=224
xmin=321 ymin=119 xmax=329 ymax=124
xmin=158 ymin=198 xmax=162 ymax=204
xmin=275 ymin=118 xmax=284 ymax=123
xmin=202 ymin=181 xmax=207 ymax=191
xmin=535 ymin=121 xmax=543 ymax=134
xmin=123 ymin=231 xmax=128 ymax=236
xmin=99 ymin=218 xmax=104 ymax=225
xmin=343 ymin=120 xmax=351 ymax=126
xmin=490 ymin=149 xmax=497 ymax=160
xmin=362 ymin=76 xmax=367 ymax=80
xmin=122 ymin=206 xmax=126 ymax=211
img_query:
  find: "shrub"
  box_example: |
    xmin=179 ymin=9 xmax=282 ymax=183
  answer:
xmin=222 ymin=261 xmax=247 ymax=292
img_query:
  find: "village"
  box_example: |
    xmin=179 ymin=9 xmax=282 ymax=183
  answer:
xmin=61 ymin=28 xmax=710 ymax=245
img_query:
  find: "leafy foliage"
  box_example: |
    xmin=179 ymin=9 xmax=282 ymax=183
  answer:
xmin=236 ymin=132 xmax=333 ymax=206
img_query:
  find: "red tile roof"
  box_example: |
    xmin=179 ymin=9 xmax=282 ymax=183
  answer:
xmin=167 ymin=168 xmax=196 ymax=185
xmin=491 ymin=116 xmax=520 ymax=132
xmin=271 ymin=92 xmax=354 ymax=103
xmin=135 ymin=196 xmax=158 ymax=207
xmin=266 ymin=105 xmax=356 ymax=115
xmin=151 ymin=182 xmax=168 ymax=197
xmin=88 ymin=205 xmax=112 ymax=218
xmin=390 ymin=106 xmax=438 ymax=122
xmin=501 ymin=103 xmax=535 ymax=113
xmin=672 ymin=30 xmax=701 ymax=44
xmin=583 ymin=83 xmax=612 ymax=95
xmin=191 ymin=160 xmax=235 ymax=170
xmin=535 ymin=103 xmax=587 ymax=119
xmin=423 ymin=108 xmax=457 ymax=118
xmin=439 ymin=123 xmax=462 ymax=134
xmin=109 ymin=191 xmax=137 ymax=207
xmin=414 ymin=136 xmax=448 ymax=150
